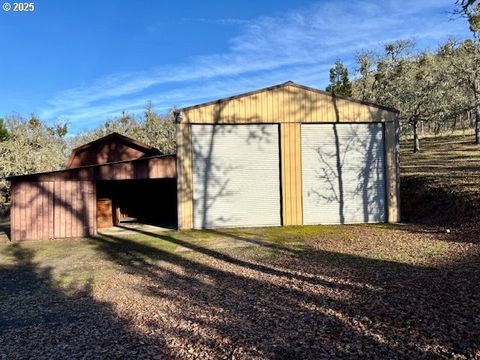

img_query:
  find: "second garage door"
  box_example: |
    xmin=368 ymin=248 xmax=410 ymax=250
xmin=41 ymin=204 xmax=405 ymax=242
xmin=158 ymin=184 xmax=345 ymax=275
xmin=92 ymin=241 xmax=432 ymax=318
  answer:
xmin=301 ymin=123 xmax=386 ymax=225
xmin=191 ymin=124 xmax=281 ymax=229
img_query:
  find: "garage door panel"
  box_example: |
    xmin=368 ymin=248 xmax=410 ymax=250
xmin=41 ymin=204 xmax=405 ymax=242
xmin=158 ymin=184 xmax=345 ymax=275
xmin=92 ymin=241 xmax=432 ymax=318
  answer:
xmin=302 ymin=123 xmax=386 ymax=224
xmin=192 ymin=124 xmax=281 ymax=229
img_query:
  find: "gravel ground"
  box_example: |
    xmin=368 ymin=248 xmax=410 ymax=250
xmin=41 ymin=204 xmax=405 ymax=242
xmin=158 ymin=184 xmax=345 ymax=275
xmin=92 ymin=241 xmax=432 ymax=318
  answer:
xmin=0 ymin=224 xmax=479 ymax=359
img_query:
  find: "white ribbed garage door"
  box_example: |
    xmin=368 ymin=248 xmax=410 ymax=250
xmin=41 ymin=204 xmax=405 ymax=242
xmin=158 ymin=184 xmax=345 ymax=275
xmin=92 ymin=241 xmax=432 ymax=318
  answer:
xmin=301 ymin=123 xmax=386 ymax=224
xmin=191 ymin=124 xmax=281 ymax=229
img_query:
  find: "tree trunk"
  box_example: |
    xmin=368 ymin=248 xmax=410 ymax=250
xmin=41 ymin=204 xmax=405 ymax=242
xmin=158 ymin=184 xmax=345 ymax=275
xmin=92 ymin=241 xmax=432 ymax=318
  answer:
xmin=475 ymin=106 xmax=480 ymax=145
xmin=451 ymin=114 xmax=457 ymax=133
xmin=413 ymin=120 xmax=420 ymax=153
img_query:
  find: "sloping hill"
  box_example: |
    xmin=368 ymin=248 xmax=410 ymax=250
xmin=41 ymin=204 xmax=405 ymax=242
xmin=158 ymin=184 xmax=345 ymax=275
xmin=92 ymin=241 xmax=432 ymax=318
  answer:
xmin=400 ymin=134 xmax=480 ymax=227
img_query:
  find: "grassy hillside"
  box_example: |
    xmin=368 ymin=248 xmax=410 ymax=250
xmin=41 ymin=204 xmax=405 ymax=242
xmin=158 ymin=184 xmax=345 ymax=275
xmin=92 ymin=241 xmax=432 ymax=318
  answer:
xmin=400 ymin=134 xmax=480 ymax=226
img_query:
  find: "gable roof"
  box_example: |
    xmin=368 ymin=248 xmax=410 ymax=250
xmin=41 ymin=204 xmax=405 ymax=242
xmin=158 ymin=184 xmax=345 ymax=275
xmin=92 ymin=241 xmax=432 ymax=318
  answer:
xmin=70 ymin=132 xmax=154 ymax=154
xmin=66 ymin=132 xmax=160 ymax=168
xmin=177 ymin=81 xmax=399 ymax=115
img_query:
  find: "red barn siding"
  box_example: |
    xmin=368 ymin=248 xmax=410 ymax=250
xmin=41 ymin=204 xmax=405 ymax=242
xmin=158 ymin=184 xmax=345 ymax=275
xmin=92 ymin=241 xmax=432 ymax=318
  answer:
xmin=10 ymin=180 xmax=96 ymax=241
xmin=10 ymin=155 xmax=176 ymax=241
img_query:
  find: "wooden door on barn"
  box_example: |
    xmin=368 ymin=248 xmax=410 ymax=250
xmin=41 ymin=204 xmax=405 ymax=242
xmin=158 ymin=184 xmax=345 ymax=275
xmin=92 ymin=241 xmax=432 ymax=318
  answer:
xmin=96 ymin=198 xmax=114 ymax=228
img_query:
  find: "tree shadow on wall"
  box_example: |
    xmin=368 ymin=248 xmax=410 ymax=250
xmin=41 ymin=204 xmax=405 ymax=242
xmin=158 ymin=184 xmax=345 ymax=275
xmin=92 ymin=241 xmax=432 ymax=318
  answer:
xmin=191 ymin=101 xmax=280 ymax=229
xmin=306 ymin=123 xmax=385 ymax=224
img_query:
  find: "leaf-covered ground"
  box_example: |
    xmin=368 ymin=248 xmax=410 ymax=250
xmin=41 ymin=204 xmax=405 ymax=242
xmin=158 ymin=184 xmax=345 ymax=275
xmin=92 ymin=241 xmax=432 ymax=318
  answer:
xmin=0 ymin=224 xmax=479 ymax=359
xmin=401 ymin=134 xmax=480 ymax=226
xmin=1 ymin=134 xmax=479 ymax=359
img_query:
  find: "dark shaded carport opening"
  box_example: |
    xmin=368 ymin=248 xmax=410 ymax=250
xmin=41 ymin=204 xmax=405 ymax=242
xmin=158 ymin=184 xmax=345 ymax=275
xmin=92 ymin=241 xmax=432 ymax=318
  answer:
xmin=96 ymin=179 xmax=177 ymax=229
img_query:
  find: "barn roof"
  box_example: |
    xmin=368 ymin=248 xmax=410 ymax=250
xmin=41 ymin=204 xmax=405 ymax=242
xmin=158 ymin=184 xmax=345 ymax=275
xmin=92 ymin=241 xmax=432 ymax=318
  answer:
xmin=8 ymin=133 xmax=172 ymax=180
xmin=71 ymin=132 xmax=156 ymax=153
xmin=66 ymin=132 xmax=161 ymax=168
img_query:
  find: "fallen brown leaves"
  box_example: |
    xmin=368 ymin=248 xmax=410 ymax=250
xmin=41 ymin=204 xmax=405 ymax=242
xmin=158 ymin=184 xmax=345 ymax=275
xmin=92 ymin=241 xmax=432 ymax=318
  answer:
xmin=0 ymin=225 xmax=479 ymax=359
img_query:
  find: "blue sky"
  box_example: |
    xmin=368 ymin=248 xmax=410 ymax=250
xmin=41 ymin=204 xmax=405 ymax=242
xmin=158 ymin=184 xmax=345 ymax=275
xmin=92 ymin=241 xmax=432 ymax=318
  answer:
xmin=0 ymin=0 xmax=470 ymax=133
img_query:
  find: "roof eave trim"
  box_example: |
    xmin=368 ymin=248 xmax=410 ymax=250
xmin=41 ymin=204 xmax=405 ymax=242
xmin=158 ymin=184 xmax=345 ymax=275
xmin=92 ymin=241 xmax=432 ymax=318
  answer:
xmin=7 ymin=154 xmax=177 ymax=180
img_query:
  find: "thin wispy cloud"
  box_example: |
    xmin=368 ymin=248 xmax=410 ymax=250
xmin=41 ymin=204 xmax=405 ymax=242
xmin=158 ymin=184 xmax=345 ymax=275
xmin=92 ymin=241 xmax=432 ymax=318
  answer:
xmin=39 ymin=0 xmax=469 ymax=131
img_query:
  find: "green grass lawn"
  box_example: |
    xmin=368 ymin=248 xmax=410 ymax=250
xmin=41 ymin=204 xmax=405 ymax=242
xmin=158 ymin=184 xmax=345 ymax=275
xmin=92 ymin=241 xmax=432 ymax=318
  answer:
xmin=0 ymin=224 xmax=457 ymax=276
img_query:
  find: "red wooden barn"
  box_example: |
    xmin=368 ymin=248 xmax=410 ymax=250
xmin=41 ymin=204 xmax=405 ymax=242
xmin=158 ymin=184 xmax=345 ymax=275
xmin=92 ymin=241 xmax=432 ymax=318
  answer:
xmin=8 ymin=133 xmax=177 ymax=241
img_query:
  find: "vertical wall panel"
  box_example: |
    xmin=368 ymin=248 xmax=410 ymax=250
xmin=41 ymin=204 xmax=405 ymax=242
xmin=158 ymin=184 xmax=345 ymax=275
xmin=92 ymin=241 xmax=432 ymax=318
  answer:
xmin=27 ymin=185 xmax=34 ymax=240
xmin=54 ymin=182 xmax=61 ymax=238
xmin=31 ymin=185 xmax=37 ymax=240
xmin=33 ymin=185 xmax=39 ymax=239
xmin=176 ymin=121 xmax=193 ymax=229
xmin=10 ymin=184 xmax=15 ymax=241
xmin=51 ymin=180 xmax=96 ymax=239
xmin=24 ymin=184 xmax=30 ymax=240
xmin=48 ymin=182 xmax=54 ymax=239
xmin=63 ymin=181 xmax=68 ymax=238
xmin=71 ymin=182 xmax=79 ymax=237
xmin=83 ymin=181 xmax=93 ymax=236
xmin=78 ymin=181 xmax=85 ymax=236
xmin=21 ymin=183 xmax=26 ymax=239
xmin=66 ymin=181 xmax=72 ymax=238
xmin=77 ymin=181 xmax=84 ymax=236
xmin=42 ymin=184 xmax=48 ymax=240
xmin=280 ymin=123 xmax=303 ymax=226
xmin=55 ymin=181 xmax=60 ymax=238
xmin=11 ymin=183 xmax=18 ymax=241
xmin=66 ymin=181 xmax=71 ymax=237
xmin=86 ymin=181 xmax=93 ymax=236
xmin=78 ymin=181 xmax=86 ymax=236
xmin=10 ymin=182 xmax=54 ymax=240
xmin=89 ymin=181 xmax=96 ymax=235
xmin=37 ymin=185 xmax=43 ymax=238
xmin=60 ymin=181 xmax=66 ymax=238
xmin=40 ymin=185 xmax=46 ymax=240
xmin=17 ymin=183 xmax=23 ymax=240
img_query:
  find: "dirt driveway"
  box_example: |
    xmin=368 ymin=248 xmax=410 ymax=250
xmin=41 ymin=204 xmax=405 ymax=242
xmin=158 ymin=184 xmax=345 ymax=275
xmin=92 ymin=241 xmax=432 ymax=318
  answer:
xmin=0 ymin=224 xmax=479 ymax=359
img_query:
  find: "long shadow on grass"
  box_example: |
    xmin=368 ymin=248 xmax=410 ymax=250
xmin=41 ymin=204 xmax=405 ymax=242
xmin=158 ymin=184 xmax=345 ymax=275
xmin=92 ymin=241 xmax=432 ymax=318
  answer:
xmin=0 ymin=243 xmax=168 ymax=359
xmin=91 ymin=230 xmax=480 ymax=358
xmin=115 ymin=224 xmax=350 ymax=290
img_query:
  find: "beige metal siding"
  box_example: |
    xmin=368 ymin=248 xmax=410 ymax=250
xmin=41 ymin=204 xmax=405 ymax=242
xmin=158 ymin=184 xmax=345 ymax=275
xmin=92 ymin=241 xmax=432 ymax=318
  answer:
xmin=176 ymin=121 xmax=194 ymax=229
xmin=176 ymin=82 xmax=400 ymax=229
xmin=182 ymin=84 xmax=395 ymax=124
xmin=280 ymin=123 xmax=303 ymax=225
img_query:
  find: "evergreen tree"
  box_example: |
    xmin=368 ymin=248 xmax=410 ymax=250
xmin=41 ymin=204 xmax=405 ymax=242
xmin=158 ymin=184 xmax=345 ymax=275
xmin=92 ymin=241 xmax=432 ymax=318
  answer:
xmin=326 ymin=60 xmax=353 ymax=97
xmin=0 ymin=118 xmax=8 ymax=141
